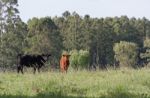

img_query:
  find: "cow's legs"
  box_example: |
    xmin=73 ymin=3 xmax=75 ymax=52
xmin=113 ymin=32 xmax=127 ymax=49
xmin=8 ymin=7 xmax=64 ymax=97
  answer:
xmin=21 ymin=67 xmax=24 ymax=74
xmin=64 ymin=67 xmax=67 ymax=73
xmin=17 ymin=66 xmax=24 ymax=74
xmin=60 ymin=67 xmax=65 ymax=73
xmin=33 ymin=67 xmax=36 ymax=74
xmin=37 ymin=66 xmax=41 ymax=73
xmin=61 ymin=66 xmax=68 ymax=73
xmin=17 ymin=66 xmax=20 ymax=73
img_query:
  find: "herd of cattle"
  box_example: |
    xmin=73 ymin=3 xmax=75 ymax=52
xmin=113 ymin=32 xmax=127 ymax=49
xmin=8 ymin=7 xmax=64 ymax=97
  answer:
xmin=17 ymin=53 xmax=70 ymax=74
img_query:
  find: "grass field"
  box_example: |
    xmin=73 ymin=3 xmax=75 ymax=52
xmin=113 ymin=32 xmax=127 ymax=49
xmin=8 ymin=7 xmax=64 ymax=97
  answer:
xmin=0 ymin=68 xmax=150 ymax=98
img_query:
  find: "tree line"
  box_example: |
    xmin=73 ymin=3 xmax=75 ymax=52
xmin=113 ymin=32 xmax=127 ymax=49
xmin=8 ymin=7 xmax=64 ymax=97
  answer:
xmin=0 ymin=0 xmax=150 ymax=70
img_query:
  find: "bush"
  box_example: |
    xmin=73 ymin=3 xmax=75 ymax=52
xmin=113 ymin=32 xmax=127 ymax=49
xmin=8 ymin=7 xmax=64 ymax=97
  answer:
xmin=140 ymin=38 xmax=150 ymax=66
xmin=113 ymin=41 xmax=138 ymax=68
xmin=78 ymin=50 xmax=90 ymax=68
xmin=69 ymin=50 xmax=79 ymax=69
xmin=70 ymin=50 xmax=90 ymax=70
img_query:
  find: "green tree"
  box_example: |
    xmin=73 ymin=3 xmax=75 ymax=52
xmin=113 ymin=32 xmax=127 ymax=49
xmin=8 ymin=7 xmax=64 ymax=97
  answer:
xmin=0 ymin=0 xmax=19 ymax=33
xmin=62 ymin=11 xmax=71 ymax=19
xmin=89 ymin=17 xmax=115 ymax=68
xmin=26 ymin=17 xmax=63 ymax=65
xmin=0 ymin=20 xmax=27 ymax=67
xmin=0 ymin=0 xmax=25 ymax=68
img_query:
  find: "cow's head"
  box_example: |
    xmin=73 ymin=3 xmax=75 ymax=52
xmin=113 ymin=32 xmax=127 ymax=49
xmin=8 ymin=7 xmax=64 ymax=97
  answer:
xmin=62 ymin=54 xmax=71 ymax=63
xmin=42 ymin=54 xmax=51 ymax=61
xmin=62 ymin=54 xmax=70 ymax=58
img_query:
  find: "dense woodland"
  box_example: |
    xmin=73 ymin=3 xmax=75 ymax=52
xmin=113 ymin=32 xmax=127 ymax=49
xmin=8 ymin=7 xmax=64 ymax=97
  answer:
xmin=0 ymin=0 xmax=150 ymax=70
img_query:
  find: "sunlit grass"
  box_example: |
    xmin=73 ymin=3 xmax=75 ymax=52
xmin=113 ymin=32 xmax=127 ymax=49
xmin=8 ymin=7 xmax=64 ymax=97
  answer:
xmin=0 ymin=68 xmax=150 ymax=98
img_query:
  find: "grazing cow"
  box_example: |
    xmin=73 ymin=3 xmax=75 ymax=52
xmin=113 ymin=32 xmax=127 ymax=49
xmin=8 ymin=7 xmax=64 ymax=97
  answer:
xmin=17 ymin=54 xmax=51 ymax=74
xmin=60 ymin=54 xmax=70 ymax=73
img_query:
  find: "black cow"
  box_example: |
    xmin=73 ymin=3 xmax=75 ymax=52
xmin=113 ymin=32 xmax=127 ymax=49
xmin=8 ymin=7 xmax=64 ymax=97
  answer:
xmin=17 ymin=54 xmax=51 ymax=74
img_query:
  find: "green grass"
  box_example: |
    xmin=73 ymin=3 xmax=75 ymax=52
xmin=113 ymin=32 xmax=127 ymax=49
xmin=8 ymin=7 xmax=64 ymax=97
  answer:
xmin=0 ymin=68 xmax=150 ymax=98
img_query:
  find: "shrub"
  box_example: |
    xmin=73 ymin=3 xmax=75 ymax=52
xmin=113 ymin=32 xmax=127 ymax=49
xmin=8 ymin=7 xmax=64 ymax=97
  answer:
xmin=78 ymin=50 xmax=90 ymax=69
xmin=113 ymin=41 xmax=138 ymax=68
xmin=69 ymin=50 xmax=79 ymax=69
xmin=69 ymin=50 xmax=90 ymax=69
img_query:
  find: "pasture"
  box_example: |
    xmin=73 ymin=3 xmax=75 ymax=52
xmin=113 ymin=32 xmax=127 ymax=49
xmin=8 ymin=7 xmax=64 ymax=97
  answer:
xmin=0 ymin=68 xmax=150 ymax=98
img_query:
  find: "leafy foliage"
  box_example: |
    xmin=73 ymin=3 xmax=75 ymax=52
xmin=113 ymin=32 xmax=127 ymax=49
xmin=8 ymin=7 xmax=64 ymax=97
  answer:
xmin=113 ymin=41 xmax=138 ymax=68
xmin=70 ymin=50 xmax=90 ymax=69
xmin=1 ymin=8 xmax=150 ymax=68
xmin=69 ymin=50 xmax=79 ymax=69
xmin=26 ymin=17 xmax=63 ymax=65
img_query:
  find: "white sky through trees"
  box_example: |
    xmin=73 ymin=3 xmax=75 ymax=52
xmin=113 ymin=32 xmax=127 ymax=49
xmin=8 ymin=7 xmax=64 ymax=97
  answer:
xmin=18 ymin=0 xmax=150 ymax=22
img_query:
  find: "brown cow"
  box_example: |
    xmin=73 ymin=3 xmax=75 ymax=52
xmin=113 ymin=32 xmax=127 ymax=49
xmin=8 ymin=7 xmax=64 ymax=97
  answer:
xmin=60 ymin=54 xmax=70 ymax=73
